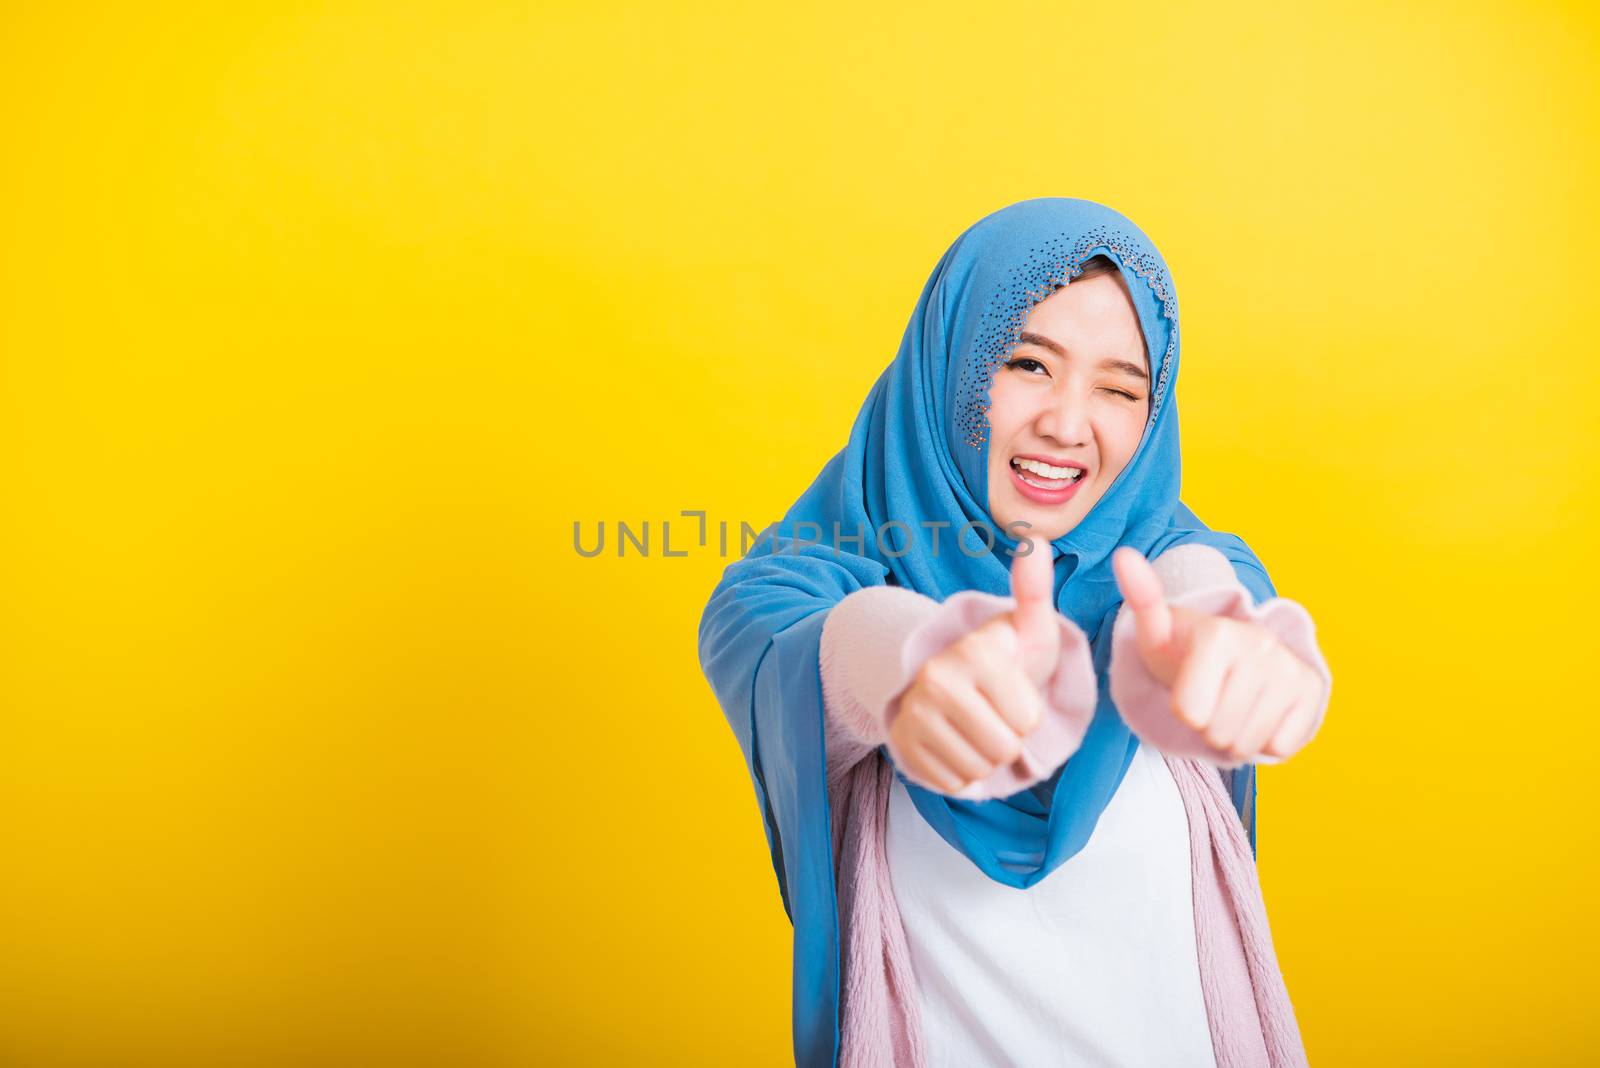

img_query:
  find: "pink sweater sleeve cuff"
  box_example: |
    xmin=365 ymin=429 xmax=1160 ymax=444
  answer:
xmin=1107 ymin=544 xmax=1332 ymax=767
xmin=820 ymin=585 xmax=1098 ymax=800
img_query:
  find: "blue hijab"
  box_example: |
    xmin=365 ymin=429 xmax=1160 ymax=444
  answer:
xmin=697 ymin=198 xmax=1274 ymax=1068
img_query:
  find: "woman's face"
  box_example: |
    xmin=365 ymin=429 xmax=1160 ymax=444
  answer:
xmin=985 ymin=272 xmax=1152 ymax=543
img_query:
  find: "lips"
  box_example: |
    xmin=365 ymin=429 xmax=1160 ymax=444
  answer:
xmin=1009 ymin=456 xmax=1088 ymax=505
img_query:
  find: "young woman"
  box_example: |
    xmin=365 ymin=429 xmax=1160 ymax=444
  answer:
xmin=698 ymin=198 xmax=1331 ymax=1068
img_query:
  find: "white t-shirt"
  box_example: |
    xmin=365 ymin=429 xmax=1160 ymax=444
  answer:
xmin=885 ymin=742 xmax=1217 ymax=1067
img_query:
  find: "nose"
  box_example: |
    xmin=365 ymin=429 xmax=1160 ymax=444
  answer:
xmin=1033 ymin=384 xmax=1091 ymax=448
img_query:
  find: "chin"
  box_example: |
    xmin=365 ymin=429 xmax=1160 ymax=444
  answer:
xmin=1001 ymin=505 xmax=1070 ymax=542
xmin=1031 ymin=517 xmax=1077 ymax=542
xmin=1018 ymin=499 xmax=1093 ymax=542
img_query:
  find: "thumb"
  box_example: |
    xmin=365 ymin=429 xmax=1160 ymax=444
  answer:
xmin=1111 ymin=547 xmax=1182 ymax=682
xmin=1009 ymin=533 xmax=1060 ymax=684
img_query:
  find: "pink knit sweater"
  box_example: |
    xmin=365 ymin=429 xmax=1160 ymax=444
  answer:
xmin=817 ymin=544 xmax=1331 ymax=1068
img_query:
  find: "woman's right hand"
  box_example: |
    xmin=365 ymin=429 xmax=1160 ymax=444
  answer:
xmin=888 ymin=535 xmax=1062 ymax=793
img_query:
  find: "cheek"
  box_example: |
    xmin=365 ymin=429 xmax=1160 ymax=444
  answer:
xmin=1100 ymin=408 xmax=1148 ymax=474
xmin=985 ymin=377 xmax=1024 ymax=431
xmin=984 ymin=378 xmax=1029 ymax=447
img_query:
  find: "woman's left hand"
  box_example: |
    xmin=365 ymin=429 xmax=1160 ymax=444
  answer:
xmin=1111 ymin=547 xmax=1326 ymax=762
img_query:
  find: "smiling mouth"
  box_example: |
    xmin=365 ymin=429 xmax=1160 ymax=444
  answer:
xmin=1010 ymin=457 xmax=1085 ymax=490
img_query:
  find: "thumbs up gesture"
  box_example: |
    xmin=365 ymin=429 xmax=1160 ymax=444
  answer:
xmin=1009 ymin=532 xmax=1065 ymax=688
xmin=888 ymin=535 xmax=1062 ymax=793
xmin=1110 ymin=546 xmax=1326 ymax=762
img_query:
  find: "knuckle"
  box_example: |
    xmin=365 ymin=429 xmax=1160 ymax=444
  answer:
xmin=951 ymin=647 xmax=988 ymax=675
xmin=920 ymin=661 xmax=960 ymax=696
xmin=961 ymin=630 xmax=1004 ymax=666
xmin=1015 ymin=701 xmax=1041 ymax=734
xmin=976 ymin=734 xmax=1014 ymax=767
xmin=962 ymin=623 xmax=997 ymax=650
xmin=1247 ymin=631 xmax=1281 ymax=659
xmin=896 ymin=688 xmax=928 ymax=720
xmin=1212 ymin=617 xmax=1248 ymax=645
xmin=1018 ymin=688 xmax=1045 ymax=729
xmin=1191 ymin=627 xmax=1227 ymax=658
xmin=889 ymin=715 xmax=917 ymax=748
xmin=901 ymin=701 xmax=936 ymax=734
xmin=943 ymin=760 xmax=976 ymax=787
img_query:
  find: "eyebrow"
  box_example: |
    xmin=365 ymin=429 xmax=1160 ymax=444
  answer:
xmin=1016 ymin=331 xmax=1149 ymax=381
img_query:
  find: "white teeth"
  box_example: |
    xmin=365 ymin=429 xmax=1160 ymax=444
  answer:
xmin=1013 ymin=458 xmax=1083 ymax=481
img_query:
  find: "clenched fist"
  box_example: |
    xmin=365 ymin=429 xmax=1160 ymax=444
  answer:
xmin=1111 ymin=546 xmax=1326 ymax=762
xmin=889 ymin=534 xmax=1060 ymax=793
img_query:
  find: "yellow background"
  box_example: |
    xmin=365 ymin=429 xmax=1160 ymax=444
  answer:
xmin=3 ymin=2 xmax=1596 ymax=1064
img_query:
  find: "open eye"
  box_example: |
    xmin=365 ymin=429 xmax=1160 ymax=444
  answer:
xmin=1004 ymin=356 xmax=1049 ymax=376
